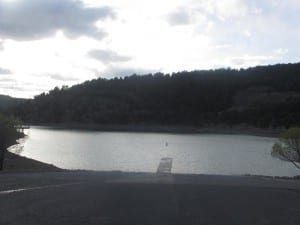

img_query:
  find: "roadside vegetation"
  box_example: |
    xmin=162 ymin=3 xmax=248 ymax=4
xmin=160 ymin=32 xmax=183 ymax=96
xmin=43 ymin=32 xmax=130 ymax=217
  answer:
xmin=272 ymin=127 xmax=300 ymax=169
xmin=0 ymin=114 xmax=24 ymax=170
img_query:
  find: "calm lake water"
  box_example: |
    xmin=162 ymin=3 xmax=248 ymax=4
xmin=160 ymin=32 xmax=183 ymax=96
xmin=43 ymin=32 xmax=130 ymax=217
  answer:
xmin=12 ymin=126 xmax=299 ymax=176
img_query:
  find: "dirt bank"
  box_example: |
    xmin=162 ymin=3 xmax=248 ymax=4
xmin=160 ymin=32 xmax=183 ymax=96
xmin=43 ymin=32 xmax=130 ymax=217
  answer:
xmin=2 ymin=151 xmax=62 ymax=172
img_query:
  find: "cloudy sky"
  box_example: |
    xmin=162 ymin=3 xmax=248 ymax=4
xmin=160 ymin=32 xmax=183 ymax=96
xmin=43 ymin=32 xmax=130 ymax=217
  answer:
xmin=0 ymin=0 xmax=299 ymax=98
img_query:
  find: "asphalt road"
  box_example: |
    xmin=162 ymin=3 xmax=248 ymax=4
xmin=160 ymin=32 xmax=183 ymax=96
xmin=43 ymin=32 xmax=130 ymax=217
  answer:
xmin=0 ymin=171 xmax=300 ymax=225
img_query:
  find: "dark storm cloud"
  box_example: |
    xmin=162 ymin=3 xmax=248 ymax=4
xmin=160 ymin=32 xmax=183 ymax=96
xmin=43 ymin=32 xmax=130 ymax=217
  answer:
xmin=0 ymin=67 xmax=12 ymax=74
xmin=88 ymin=49 xmax=131 ymax=64
xmin=0 ymin=0 xmax=115 ymax=41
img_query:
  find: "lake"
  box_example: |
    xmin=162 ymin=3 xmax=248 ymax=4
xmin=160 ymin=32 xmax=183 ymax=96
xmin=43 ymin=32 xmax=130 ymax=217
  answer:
xmin=11 ymin=126 xmax=299 ymax=176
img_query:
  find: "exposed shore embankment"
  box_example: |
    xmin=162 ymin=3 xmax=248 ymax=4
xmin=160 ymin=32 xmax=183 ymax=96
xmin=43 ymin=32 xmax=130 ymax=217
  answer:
xmin=3 ymin=151 xmax=62 ymax=172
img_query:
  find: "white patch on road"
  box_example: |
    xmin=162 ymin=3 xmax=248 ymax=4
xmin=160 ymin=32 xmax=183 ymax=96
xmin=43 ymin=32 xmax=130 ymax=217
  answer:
xmin=0 ymin=182 xmax=82 ymax=195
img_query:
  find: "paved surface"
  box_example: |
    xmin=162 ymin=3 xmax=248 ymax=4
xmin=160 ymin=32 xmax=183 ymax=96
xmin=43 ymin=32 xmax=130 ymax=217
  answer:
xmin=157 ymin=158 xmax=173 ymax=174
xmin=0 ymin=171 xmax=300 ymax=225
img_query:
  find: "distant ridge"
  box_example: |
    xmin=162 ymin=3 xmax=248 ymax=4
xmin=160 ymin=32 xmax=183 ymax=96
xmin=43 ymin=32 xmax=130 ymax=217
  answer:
xmin=0 ymin=95 xmax=25 ymax=111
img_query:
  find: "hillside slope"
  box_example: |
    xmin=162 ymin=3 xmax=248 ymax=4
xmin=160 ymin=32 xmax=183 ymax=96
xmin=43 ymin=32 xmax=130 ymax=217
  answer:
xmin=12 ymin=63 xmax=300 ymax=128
xmin=0 ymin=95 xmax=25 ymax=111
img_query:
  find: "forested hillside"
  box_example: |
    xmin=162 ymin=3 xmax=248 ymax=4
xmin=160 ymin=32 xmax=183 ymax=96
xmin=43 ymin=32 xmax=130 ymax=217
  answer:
xmin=11 ymin=63 xmax=300 ymax=128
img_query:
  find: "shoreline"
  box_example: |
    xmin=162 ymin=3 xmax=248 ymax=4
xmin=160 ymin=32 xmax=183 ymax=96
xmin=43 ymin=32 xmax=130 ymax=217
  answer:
xmin=29 ymin=123 xmax=282 ymax=137
xmin=2 ymin=151 xmax=299 ymax=180
xmin=2 ymin=152 xmax=299 ymax=180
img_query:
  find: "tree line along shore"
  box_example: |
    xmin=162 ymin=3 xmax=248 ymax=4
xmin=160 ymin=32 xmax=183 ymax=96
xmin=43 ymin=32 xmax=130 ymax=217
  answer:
xmin=1 ymin=62 xmax=299 ymax=129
